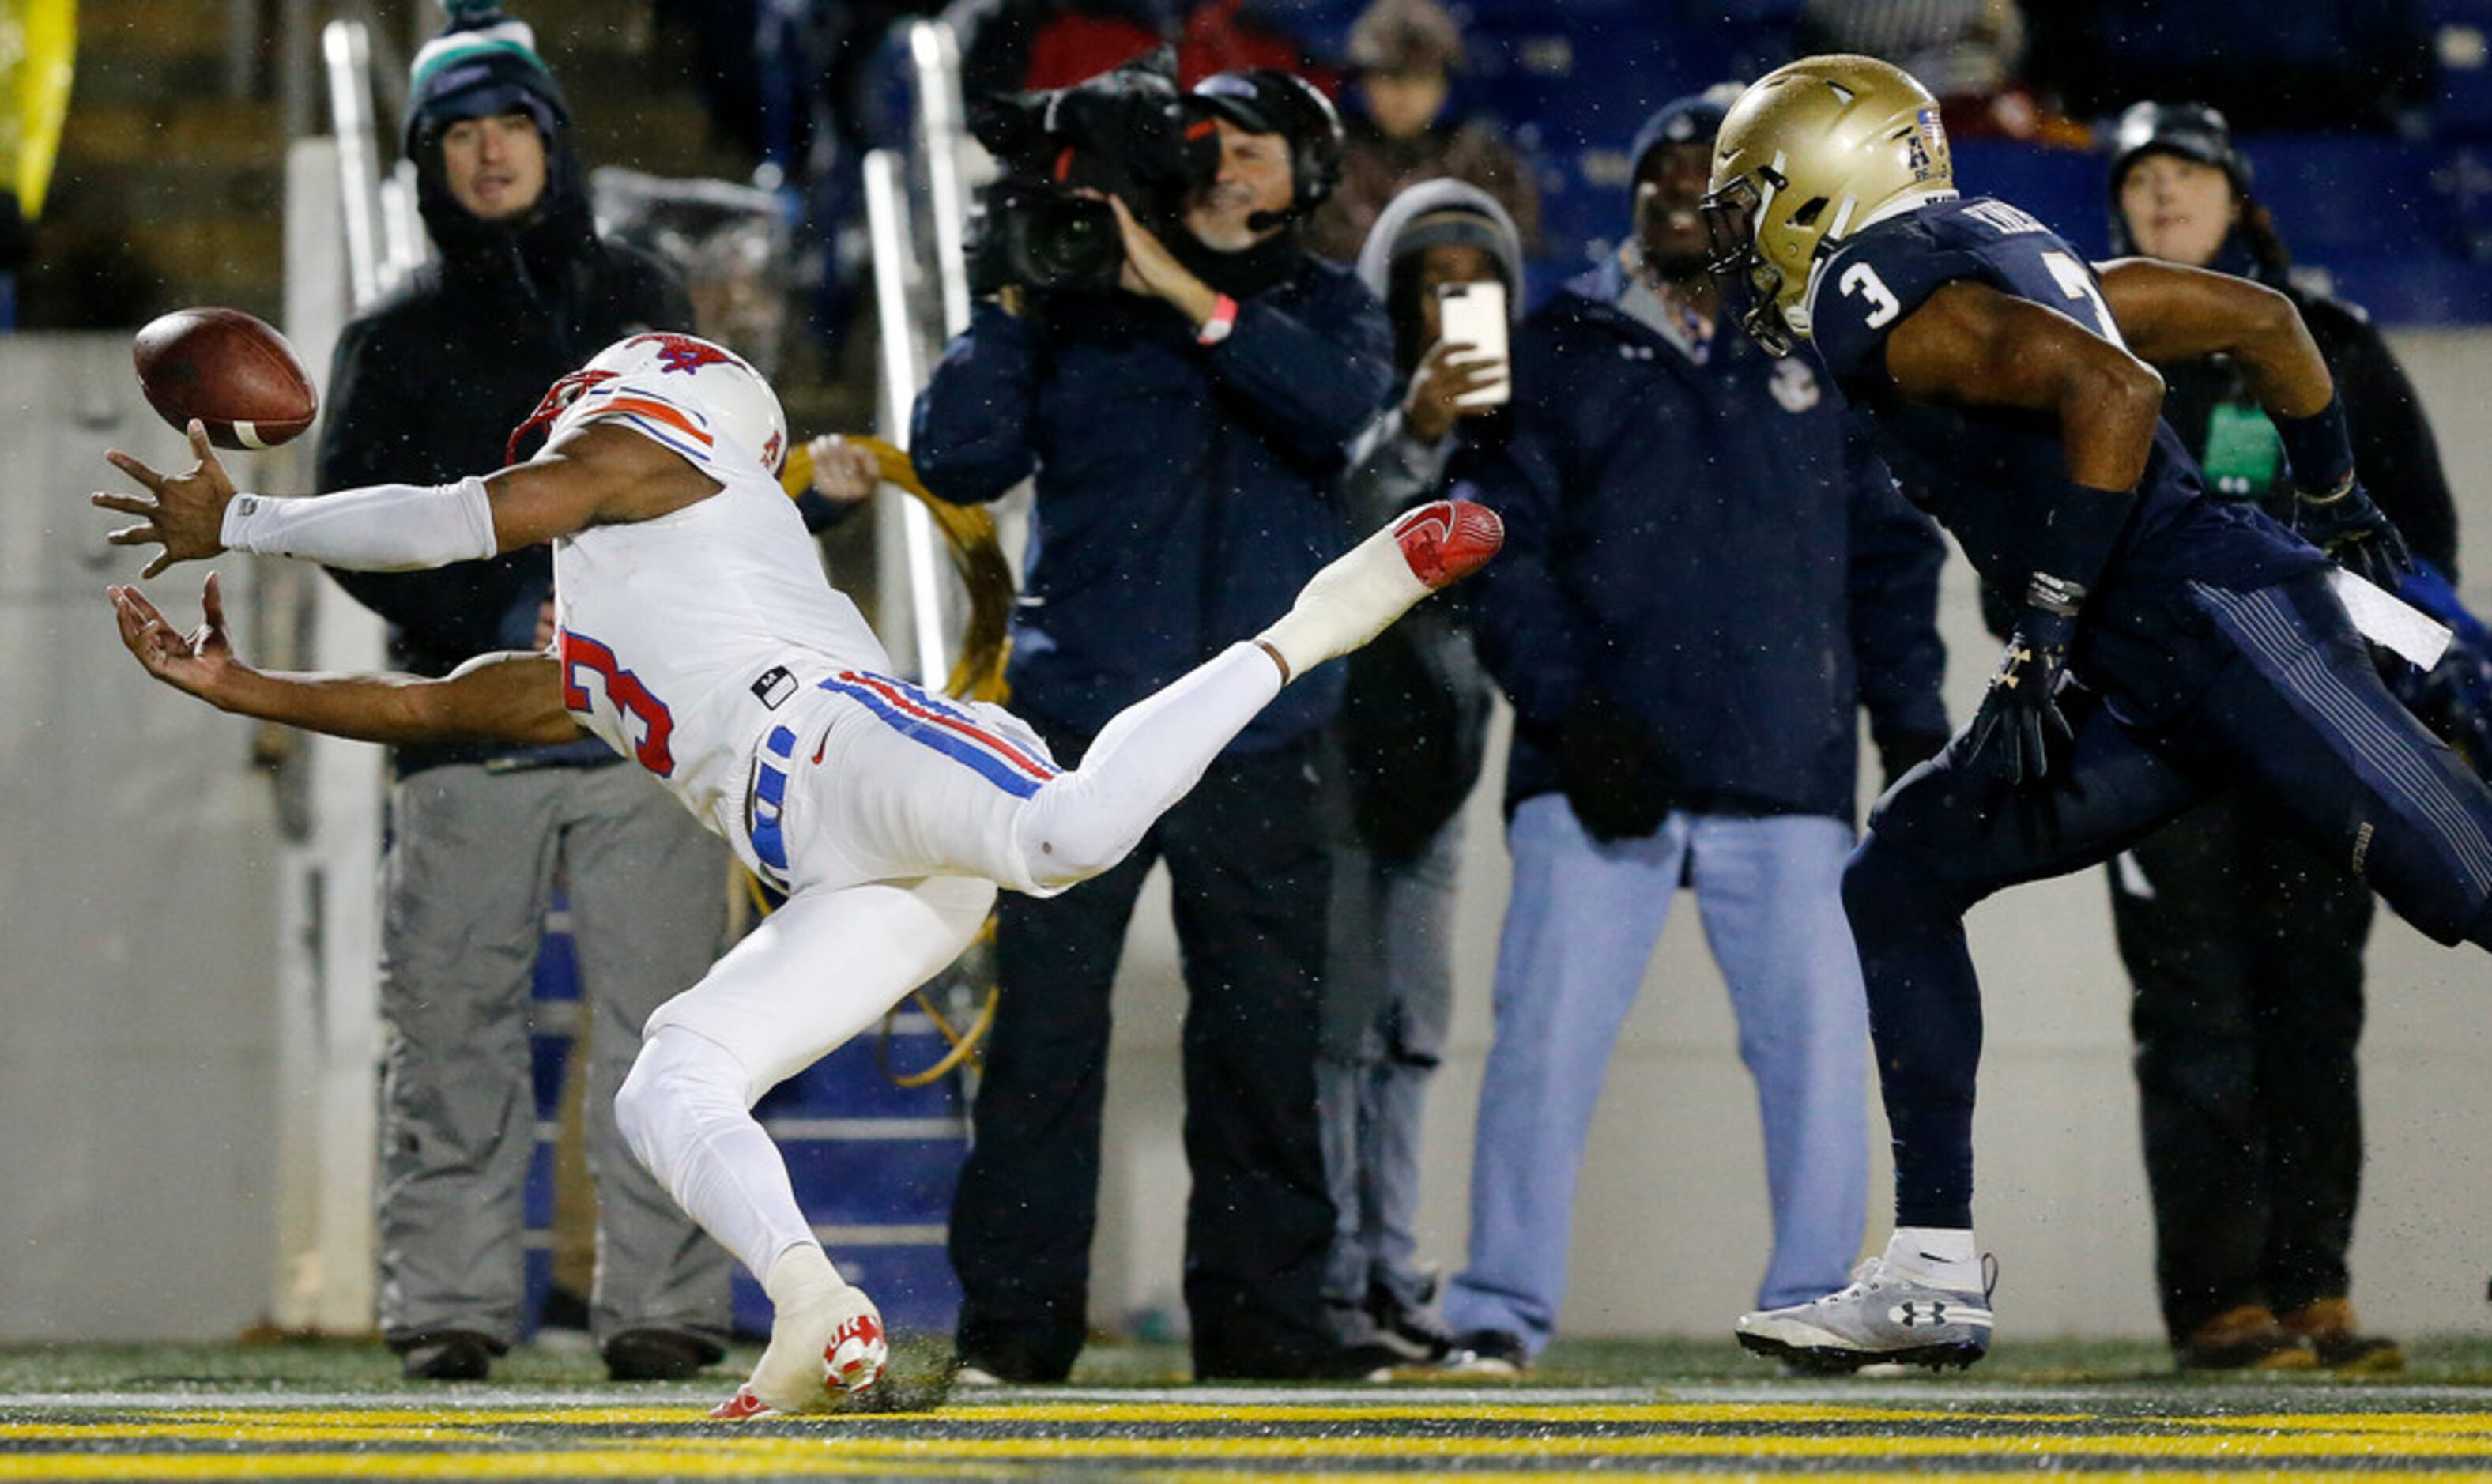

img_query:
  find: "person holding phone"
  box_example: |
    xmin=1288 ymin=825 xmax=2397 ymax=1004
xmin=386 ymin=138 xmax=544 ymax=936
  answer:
xmin=1438 ymin=90 xmax=1951 ymax=1373
xmin=1316 ymin=179 xmax=1521 ymax=1362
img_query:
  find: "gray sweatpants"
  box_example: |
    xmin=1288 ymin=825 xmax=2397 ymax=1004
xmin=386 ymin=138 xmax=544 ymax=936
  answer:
xmin=376 ymin=760 xmax=734 ymax=1350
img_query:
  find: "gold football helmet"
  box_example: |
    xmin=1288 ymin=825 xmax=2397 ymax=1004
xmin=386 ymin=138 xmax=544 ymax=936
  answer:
xmin=1700 ymin=55 xmax=1957 ymax=354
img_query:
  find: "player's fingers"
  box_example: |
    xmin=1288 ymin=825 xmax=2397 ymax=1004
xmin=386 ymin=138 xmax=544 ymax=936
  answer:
xmin=188 ymin=420 xmax=218 ymax=467
xmin=112 ymin=582 xmax=157 ymax=620
xmin=104 ymin=523 xmax=162 ymax=547
xmin=113 ymin=589 xmax=168 ymax=655
xmin=141 ymin=551 xmax=172 ymax=580
xmin=104 ymin=450 xmax=165 ymax=492
xmin=1965 ymin=699 xmax=2000 ymax=755
xmin=110 ymin=588 xmax=145 ymax=644
xmin=2020 ymin=711 xmax=2049 ymax=779
xmin=91 ymin=491 xmax=156 ymax=515
xmin=201 ymin=571 xmax=227 ymax=633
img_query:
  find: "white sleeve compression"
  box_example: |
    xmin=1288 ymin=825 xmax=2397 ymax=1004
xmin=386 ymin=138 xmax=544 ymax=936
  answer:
xmin=219 ymin=475 xmax=499 ymax=571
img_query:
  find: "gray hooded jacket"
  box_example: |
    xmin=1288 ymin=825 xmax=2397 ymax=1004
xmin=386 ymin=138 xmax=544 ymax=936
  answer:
xmin=1342 ymin=179 xmax=1525 ymax=525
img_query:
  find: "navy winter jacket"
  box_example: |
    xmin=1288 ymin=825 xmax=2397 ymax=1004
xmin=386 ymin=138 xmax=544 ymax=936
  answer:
xmin=910 ymin=256 xmax=1393 ymax=750
xmin=1465 ymin=258 xmax=1950 ymax=821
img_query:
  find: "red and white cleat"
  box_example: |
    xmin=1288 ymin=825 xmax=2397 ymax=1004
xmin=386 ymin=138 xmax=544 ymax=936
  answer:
xmin=711 ymin=1287 xmax=888 ymax=1420
xmin=1257 ymin=499 xmax=1505 ymax=679
xmin=1391 ymin=499 xmax=1504 ymax=591
xmin=709 ymin=1385 xmax=777 ymax=1422
xmin=826 ymin=1309 xmax=888 ymax=1392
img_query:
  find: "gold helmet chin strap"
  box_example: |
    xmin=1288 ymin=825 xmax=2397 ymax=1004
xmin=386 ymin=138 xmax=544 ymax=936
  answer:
xmin=727 ymin=435 xmax=1014 ymax=1086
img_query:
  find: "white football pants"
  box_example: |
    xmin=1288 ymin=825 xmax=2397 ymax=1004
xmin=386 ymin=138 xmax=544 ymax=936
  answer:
xmin=616 ymin=643 xmax=1282 ymax=1281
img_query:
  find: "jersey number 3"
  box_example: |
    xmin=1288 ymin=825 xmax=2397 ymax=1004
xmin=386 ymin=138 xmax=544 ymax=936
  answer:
xmin=1842 ymin=252 xmax=2125 ymax=347
xmin=1839 ymin=262 xmax=1901 ymax=328
xmin=560 ymin=631 xmax=678 ymax=774
xmin=2041 ymin=250 xmax=2125 ymax=347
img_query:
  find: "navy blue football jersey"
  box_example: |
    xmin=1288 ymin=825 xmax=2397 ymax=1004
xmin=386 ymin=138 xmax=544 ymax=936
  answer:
xmin=1806 ymin=197 xmax=2322 ymax=602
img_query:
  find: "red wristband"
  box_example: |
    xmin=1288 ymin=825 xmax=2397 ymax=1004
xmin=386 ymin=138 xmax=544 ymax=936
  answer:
xmin=1196 ymin=293 xmax=1238 ymax=346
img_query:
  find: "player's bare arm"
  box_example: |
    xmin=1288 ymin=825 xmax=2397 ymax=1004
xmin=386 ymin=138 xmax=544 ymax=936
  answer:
xmin=1882 ymin=279 xmax=2166 ymax=492
xmin=93 ymin=419 xmax=716 ymax=578
xmin=110 ymin=572 xmax=580 ymax=748
xmin=2100 ymin=254 xmax=2408 ymax=579
xmin=2095 ymin=256 xmax=2336 ymax=420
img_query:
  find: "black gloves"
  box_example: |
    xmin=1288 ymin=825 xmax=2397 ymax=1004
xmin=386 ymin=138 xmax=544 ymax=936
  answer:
xmin=1877 ymin=731 xmax=1950 ymax=790
xmin=1557 ymin=691 xmax=1675 ymax=842
xmin=2295 ymin=479 xmax=2415 ymax=589
xmin=1966 ymin=577 xmax=2080 ymax=789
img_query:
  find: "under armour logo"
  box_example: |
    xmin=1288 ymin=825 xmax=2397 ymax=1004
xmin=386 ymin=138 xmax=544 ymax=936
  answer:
xmin=1891 ymin=1301 xmax=1949 ymax=1328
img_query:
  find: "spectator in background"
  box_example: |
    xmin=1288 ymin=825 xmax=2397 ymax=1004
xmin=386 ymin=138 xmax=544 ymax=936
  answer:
xmin=1305 ymin=0 xmax=1540 ymax=263
xmin=913 ymin=67 xmax=1402 ymax=1383
xmin=1798 ymin=0 xmax=2087 ymax=144
xmin=2099 ymin=100 xmax=2460 ymax=1373
xmin=1317 ymin=179 xmax=1520 ymax=1360
xmin=315 ymin=4 xmax=734 ymax=1384
xmin=1440 ymin=91 xmax=1950 ymax=1373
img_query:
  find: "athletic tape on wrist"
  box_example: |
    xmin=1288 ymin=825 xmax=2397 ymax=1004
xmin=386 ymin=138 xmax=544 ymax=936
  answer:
xmin=221 ymin=476 xmax=497 ymax=571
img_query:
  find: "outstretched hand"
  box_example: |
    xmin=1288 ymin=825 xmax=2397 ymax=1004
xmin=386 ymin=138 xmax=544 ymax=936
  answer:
xmin=92 ymin=420 xmax=236 ymax=578
xmin=109 ymin=571 xmax=236 ymax=702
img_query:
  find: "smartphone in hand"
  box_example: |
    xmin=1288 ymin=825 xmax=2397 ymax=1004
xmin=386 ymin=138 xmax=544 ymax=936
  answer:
xmin=1435 ymin=281 xmax=1510 ymax=408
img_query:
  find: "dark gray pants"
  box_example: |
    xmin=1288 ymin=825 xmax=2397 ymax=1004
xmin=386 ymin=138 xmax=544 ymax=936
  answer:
xmin=2110 ymin=789 xmax=2373 ymax=1342
xmin=377 ymin=761 xmax=734 ymax=1350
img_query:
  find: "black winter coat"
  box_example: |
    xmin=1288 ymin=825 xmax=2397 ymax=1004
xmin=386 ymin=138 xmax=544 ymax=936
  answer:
xmin=315 ymin=214 xmax=692 ymax=777
xmin=911 ymin=246 xmax=1393 ymax=750
xmin=1463 ymin=257 xmax=1951 ymax=823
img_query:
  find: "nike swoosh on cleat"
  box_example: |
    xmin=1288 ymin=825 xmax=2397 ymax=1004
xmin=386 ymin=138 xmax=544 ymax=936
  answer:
xmin=710 ymin=1387 xmax=776 ymax=1421
xmin=1391 ymin=500 xmax=1504 ymax=590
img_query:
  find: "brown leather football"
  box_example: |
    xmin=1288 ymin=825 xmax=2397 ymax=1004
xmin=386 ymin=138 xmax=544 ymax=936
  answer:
xmin=131 ymin=307 xmax=319 ymax=450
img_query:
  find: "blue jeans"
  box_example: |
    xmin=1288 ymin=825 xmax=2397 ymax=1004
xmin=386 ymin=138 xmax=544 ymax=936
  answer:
xmin=1443 ymin=797 xmax=1870 ymax=1352
xmin=1318 ymin=809 xmax=1464 ymax=1327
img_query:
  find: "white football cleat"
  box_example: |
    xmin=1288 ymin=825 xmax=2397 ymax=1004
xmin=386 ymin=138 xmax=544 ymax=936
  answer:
xmin=711 ymin=1282 xmax=888 ymax=1420
xmin=1734 ymin=1256 xmax=1993 ymax=1374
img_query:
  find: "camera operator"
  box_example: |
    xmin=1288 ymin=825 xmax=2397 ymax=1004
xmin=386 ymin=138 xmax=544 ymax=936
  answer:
xmin=912 ymin=66 xmax=1399 ymax=1383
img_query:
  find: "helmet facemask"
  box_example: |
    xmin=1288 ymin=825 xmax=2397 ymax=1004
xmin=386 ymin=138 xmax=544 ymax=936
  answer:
xmin=1698 ymin=170 xmax=1796 ymax=356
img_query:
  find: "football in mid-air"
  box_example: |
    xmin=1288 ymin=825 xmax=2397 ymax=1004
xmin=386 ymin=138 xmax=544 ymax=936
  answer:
xmin=132 ymin=307 xmax=318 ymax=450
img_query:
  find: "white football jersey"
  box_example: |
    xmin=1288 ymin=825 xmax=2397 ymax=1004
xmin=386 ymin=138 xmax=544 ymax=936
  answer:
xmin=549 ymin=373 xmax=889 ymax=871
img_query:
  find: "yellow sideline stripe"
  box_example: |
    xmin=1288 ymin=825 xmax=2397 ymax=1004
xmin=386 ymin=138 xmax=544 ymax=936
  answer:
xmin=8 ymin=1429 xmax=2492 ymax=1467
xmin=2207 ymin=1412 xmax=2492 ymax=1434
xmin=119 ymin=1401 xmax=2054 ymax=1426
